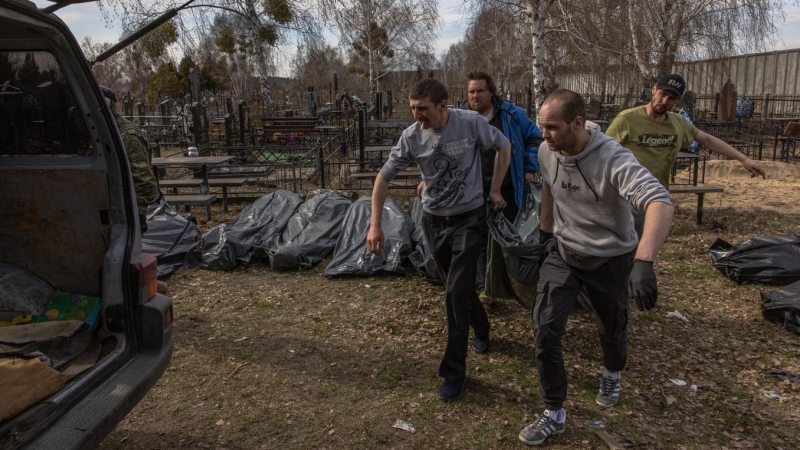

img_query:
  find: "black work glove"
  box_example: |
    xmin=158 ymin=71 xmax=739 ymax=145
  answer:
xmin=629 ymin=259 xmax=657 ymax=311
xmin=538 ymin=230 xmax=553 ymax=245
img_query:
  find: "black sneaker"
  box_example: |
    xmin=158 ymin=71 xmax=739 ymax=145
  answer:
xmin=472 ymin=335 xmax=490 ymax=354
xmin=438 ymin=376 xmax=466 ymax=401
xmin=519 ymin=410 xmax=566 ymax=445
xmin=596 ymin=371 xmax=621 ymax=407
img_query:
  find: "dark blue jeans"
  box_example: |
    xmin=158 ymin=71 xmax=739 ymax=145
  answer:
xmin=423 ymin=206 xmax=490 ymax=379
xmin=533 ymin=245 xmax=633 ymax=410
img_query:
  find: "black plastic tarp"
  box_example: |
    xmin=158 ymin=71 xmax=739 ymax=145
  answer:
xmin=185 ymin=190 xmax=303 ymax=270
xmin=268 ymin=191 xmax=353 ymax=271
xmin=485 ymin=183 xmax=591 ymax=311
xmin=407 ymin=197 xmax=441 ymax=283
xmin=760 ymin=280 xmax=800 ymax=335
xmin=324 ymin=196 xmax=412 ymax=276
xmin=485 ymin=183 xmax=548 ymax=310
xmin=709 ymin=234 xmax=800 ymax=285
xmin=143 ymin=201 xmax=203 ymax=278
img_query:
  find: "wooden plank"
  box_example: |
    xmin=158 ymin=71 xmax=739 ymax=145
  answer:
xmin=165 ymin=194 xmax=217 ymax=221
xmin=669 ymin=186 xmax=724 ymax=194
xmin=368 ymin=120 xmax=415 ymax=128
xmin=350 ymin=171 xmax=419 ymax=179
xmin=365 ymin=145 xmax=394 ymax=152
xmin=163 ymin=194 xmax=217 ymax=205
xmin=158 ymin=179 xmax=203 ymax=188
xmin=152 ymin=156 xmax=235 ymax=167
xmin=159 ymin=178 xmax=251 ymax=188
xmin=208 ymin=178 xmax=252 ymax=187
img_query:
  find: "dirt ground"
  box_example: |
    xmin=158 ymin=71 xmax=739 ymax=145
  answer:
xmin=98 ymin=160 xmax=800 ymax=449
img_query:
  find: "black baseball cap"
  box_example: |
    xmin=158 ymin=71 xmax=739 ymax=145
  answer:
xmin=655 ymin=74 xmax=686 ymax=98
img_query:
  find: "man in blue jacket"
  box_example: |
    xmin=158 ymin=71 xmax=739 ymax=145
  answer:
xmin=463 ymin=71 xmax=542 ymax=306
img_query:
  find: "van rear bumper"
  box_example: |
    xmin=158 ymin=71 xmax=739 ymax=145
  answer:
xmin=21 ymin=339 xmax=173 ymax=450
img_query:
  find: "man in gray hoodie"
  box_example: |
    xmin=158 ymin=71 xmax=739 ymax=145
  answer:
xmin=518 ymin=90 xmax=674 ymax=446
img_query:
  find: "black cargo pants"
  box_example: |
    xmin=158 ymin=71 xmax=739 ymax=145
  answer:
xmin=423 ymin=206 xmax=490 ymax=379
xmin=532 ymin=245 xmax=634 ymax=410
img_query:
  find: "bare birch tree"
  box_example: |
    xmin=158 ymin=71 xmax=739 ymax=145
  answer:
xmin=623 ymin=0 xmax=784 ymax=83
xmin=320 ymin=0 xmax=439 ymax=104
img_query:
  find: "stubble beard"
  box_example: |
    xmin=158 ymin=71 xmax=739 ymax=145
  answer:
xmin=651 ymin=101 xmax=668 ymax=118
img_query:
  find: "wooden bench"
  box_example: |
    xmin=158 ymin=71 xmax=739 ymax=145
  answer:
xmin=669 ymin=185 xmax=723 ymax=224
xmin=163 ymin=194 xmax=217 ymax=221
xmin=362 ymin=145 xmax=395 ymax=165
xmin=159 ymin=178 xmax=252 ymax=212
xmin=261 ymin=117 xmax=322 ymax=126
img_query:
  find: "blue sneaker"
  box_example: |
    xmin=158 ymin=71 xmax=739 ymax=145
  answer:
xmin=472 ymin=335 xmax=490 ymax=354
xmin=438 ymin=376 xmax=466 ymax=401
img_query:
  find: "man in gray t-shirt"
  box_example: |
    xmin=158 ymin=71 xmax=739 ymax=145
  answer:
xmin=367 ymin=79 xmax=511 ymax=402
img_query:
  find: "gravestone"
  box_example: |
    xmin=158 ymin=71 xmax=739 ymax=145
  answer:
xmin=307 ymin=86 xmax=318 ymax=117
xmin=123 ymin=98 xmax=134 ymax=119
xmin=718 ymin=79 xmax=737 ymax=122
xmin=676 ymin=91 xmax=697 ymax=118
xmin=375 ymin=92 xmax=383 ymax=120
xmin=238 ymin=100 xmax=253 ymax=146
xmin=159 ymin=100 xmax=172 ymax=126
xmin=136 ymin=102 xmax=146 ymax=126
xmin=587 ymin=99 xmax=602 ymax=119
xmin=188 ymin=68 xmax=200 ymax=103
xmin=190 ymin=102 xmax=209 ymax=154
xmin=224 ymin=113 xmax=233 ymax=147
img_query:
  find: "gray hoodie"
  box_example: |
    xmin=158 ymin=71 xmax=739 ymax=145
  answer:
xmin=539 ymin=129 xmax=671 ymax=258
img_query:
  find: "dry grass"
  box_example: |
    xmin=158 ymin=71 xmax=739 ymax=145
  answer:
xmin=99 ymin=172 xmax=800 ymax=449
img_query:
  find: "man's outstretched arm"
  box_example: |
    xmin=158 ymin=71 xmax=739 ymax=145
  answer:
xmin=367 ymin=174 xmax=390 ymax=256
xmin=695 ymin=131 xmax=766 ymax=179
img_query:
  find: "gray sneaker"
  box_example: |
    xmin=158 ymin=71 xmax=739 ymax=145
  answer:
xmin=596 ymin=371 xmax=621 ymax=407
xmin=518 ymin=410 xmax=566 ymax=445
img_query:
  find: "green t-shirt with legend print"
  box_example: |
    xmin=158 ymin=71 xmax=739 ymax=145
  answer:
xmin=606 ymin=105 xmax=699 ymax=189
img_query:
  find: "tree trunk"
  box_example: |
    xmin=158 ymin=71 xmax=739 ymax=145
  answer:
xmin=252 ymin=39 xmax=275 ymax=116
xmin=526 ymin=0 xmax=548 ymax=116
xmin=627 ymin=0 xmax=652 ymax=84
xmin=246 ymin=0 xmax=275 ymax=116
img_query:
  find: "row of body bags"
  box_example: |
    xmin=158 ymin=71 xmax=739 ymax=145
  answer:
xmin=140 ymin=185 xmax=552 ymax=310
xmin=141 ymin=190 xmax=440 ymax=278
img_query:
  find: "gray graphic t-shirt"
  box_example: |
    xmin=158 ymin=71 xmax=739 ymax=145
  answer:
xmin=380 ymin=109 xmax=510 ymax=216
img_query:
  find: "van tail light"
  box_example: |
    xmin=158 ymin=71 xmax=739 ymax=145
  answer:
xmin=131 ymin=253 xmax=158 ymax=303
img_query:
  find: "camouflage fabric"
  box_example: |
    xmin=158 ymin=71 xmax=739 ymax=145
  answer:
xmin=116 ymin=116 xmax=158 ymax=217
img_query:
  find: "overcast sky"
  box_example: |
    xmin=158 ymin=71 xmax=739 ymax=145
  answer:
xmin=30 ymin=0 xmax=800 ymax=63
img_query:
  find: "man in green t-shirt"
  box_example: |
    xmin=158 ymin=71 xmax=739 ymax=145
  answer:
xmin=607 ymin=73 xmax=765 ymax=190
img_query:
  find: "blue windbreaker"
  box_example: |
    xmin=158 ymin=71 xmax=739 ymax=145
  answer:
xmin=461 ymin=96 xmax=542 ymax=208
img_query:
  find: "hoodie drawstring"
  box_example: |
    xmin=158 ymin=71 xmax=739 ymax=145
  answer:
xmin=555 ymin=158 xmax=599 ymax=202
xmin=574 ymin=160 xmax=600 ymax=202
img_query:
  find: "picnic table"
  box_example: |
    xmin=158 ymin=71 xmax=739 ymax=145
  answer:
xmin=669 ymin=151 xmax=722 ymax=224
xmin=364 ymin=145 xmax=394 ymax=166
xmin=152 ymin=156 xmax=235 ymax=220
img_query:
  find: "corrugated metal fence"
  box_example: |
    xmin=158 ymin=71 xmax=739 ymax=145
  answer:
xmin=555 ymin=48 xmax=800 ymax=117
